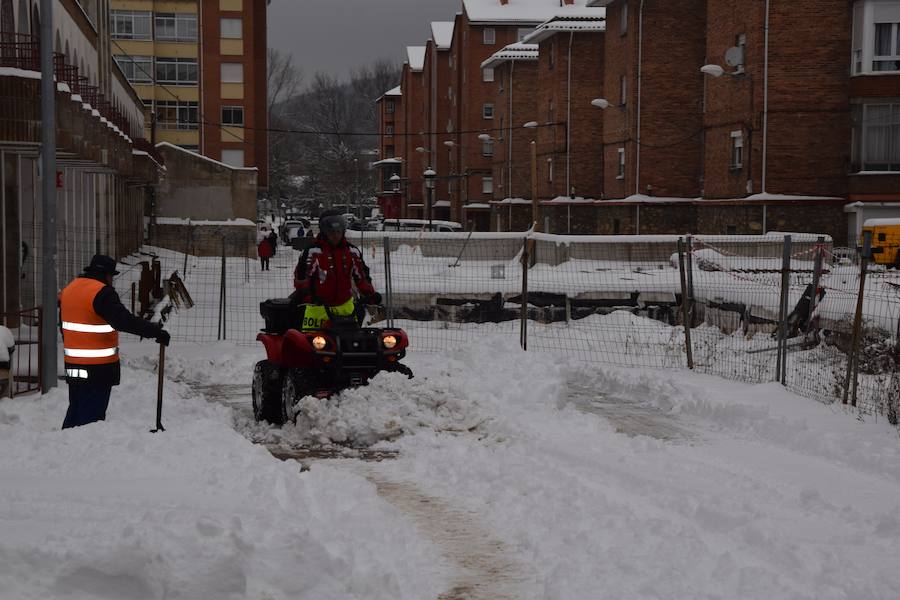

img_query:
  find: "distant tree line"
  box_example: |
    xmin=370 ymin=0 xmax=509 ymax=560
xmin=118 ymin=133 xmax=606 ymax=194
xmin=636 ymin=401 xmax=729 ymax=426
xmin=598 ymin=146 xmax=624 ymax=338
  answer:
xmin=267 ymin=49 xmax=400 ymax=216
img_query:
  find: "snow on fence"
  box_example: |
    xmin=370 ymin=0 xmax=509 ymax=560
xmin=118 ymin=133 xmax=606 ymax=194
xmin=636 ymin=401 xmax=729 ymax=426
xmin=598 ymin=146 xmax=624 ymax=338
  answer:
xmin=119 ymin=229 xmax=900 ymax=420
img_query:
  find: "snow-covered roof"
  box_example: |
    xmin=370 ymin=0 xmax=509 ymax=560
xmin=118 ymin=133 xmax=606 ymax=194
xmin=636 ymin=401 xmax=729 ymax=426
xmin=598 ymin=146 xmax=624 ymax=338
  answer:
xmin=372 ymin=157 xmax=403 ymax=167
xmin=863 ymin=218 xmax=900 ymax=227
xmin=384 ymin=85 xmax=402 ymax=97
xmin=407 ymin=46 xmax=426 ymax=72
xmin=523 ymin=14 xmax=606 ymax=44
xmin=155 ymin=142 xmax=258 ymax=171
xmin=431 ymin=21 xmax=455 ymax=49
xmin=586 ymin=0 xmax=614 ymax=6
xmin=481 ymin=43 xmax=539 ymax=69
xmin=463 ymin=0 xmax=598 ymax=24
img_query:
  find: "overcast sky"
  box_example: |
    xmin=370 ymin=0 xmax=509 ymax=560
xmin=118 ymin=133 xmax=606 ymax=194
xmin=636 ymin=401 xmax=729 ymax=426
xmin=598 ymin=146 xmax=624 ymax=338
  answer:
xmin=267 ymin=0 xmax=461 ymax=85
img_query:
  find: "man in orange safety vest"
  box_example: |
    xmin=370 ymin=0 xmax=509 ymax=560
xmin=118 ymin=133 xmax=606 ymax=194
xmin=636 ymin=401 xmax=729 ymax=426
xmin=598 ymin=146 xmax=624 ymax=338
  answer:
xmin=59 ymin=255 xmax=170 ymax=429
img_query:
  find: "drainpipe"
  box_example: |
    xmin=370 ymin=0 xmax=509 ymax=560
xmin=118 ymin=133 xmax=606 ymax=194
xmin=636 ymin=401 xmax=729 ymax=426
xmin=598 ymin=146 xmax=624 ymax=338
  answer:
xmin=635 ymin=0 xmax=644 ymax=196
xmin=566 ymin=31 xmax=573 ymax=195
xmin=761 ymin=0 xmax=770 ymax=195
xmin=509 ymin=59 xmax=514 ymax=202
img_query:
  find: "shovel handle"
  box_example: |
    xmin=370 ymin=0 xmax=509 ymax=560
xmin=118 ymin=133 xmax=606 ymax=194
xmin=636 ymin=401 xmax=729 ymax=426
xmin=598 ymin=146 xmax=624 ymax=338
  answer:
xmin=152 ymin=343 xmax=166 ymax=432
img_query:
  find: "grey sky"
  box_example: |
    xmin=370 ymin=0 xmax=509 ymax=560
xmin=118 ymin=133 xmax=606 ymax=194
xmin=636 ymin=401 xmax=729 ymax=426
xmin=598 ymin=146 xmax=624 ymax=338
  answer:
xmin=267 ymin=0 xmax=462 ymax=84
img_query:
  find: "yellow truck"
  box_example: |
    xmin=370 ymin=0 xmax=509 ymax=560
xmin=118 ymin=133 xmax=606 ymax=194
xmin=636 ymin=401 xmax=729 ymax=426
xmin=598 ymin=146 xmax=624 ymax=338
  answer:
xmin=862 ymin=218 xmax=900 ymax=267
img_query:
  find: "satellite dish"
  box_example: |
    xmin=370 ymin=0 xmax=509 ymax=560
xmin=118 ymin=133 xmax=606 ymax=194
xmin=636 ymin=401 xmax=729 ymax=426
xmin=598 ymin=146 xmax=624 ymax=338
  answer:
xmin=725 ymin=46 xmax=744 ymax=67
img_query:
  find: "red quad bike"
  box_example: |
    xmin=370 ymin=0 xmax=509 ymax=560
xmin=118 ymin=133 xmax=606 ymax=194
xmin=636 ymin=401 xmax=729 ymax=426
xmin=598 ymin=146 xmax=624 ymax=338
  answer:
xmin=252 ymin=298 xmax=412 ymax=425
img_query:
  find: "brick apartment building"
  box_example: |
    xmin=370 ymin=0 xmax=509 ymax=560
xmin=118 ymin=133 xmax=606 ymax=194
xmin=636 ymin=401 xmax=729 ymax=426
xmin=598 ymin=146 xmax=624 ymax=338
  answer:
xmin=401 ymin=46 xmax=427 ymax=217
xmin=378 ymin=0 xmax=900 ymax=239
xmin=374 ymin=86 xmax=402 ymax=218
xmin=109 ymin=0 xmax=268 ymax=188
xmin=421 ymin=21 xmax=455 ymax=221
xmin=1 ymin=0 xmax=158 ymax=316
xmin=482 ymin=42 xmax=539 ymax=230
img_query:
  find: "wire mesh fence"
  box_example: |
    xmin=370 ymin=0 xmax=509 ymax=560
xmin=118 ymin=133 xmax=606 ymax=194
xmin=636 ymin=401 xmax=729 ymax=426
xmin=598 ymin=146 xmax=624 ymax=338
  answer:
xmin=28 ymin=223 xmax=897 ymax=421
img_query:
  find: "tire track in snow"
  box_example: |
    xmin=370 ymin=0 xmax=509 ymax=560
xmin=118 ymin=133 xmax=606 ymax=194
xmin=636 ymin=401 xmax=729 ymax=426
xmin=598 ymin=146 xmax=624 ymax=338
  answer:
xmin=352 ymin=465 xmax=528 ymax=600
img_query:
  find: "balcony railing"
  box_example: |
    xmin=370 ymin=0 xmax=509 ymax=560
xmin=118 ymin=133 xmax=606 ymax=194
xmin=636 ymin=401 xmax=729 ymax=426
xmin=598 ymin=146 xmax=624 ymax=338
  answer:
xmin=1 ymin=33 xmax=138 ymax=139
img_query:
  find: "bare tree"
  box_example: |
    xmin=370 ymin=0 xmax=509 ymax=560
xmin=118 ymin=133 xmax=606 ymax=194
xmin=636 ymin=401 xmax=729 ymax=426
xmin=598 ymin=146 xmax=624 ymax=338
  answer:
xmin=268 ymin=48 xmax=303 ymax=118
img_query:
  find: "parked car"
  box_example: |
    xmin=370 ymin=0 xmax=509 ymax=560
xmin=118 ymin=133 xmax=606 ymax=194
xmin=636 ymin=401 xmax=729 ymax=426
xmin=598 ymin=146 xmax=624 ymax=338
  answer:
xmin=381 ymin=218 xmax=463 ymax=233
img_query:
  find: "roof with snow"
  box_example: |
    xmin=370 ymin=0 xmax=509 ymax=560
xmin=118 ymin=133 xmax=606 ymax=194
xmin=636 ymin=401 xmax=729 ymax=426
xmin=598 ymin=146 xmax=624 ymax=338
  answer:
xmin=431 ymin=21 xmax=455 ymax=49
xmin=523 ymin=14 xmax=606 ymax=44
xmin=463 ymin=0 xmax=599 ymax=24
xmin=407 ymin=46 xmax=426 ymax=72
xmin=155 ymin=142 xmax=258 ymax=171
xmin=377 ymin=85 xmax=402 ymax=101
xmin=481 ymin=43 xmax=540 ymax=69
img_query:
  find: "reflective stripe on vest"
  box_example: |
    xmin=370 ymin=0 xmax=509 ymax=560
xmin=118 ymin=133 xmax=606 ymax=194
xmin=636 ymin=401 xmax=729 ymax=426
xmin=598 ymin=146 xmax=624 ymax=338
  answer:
xmin=59 ymin=278 xmax=120 ymax=366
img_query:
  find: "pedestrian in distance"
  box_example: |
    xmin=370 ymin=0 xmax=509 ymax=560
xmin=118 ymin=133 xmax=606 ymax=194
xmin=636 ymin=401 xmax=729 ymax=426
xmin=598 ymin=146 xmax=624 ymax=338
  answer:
xmin=267 ymin=231 xmax=278 ymax=256
xmin=59 ymin=255 xmax=170 ymax=429
xmin=258 ymin=237 xmax=274 ymax=271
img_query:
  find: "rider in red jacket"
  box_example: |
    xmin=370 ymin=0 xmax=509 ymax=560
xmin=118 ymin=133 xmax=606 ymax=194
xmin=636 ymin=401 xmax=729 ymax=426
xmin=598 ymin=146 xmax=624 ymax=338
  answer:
xmin=293 ymin=210 xmax=380 ymax=329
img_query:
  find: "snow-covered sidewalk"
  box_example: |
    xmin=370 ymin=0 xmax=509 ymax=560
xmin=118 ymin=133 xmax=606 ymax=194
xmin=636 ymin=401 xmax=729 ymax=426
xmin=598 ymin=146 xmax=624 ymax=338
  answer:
xmin=1 ymin=332 xmax=899 ymax=599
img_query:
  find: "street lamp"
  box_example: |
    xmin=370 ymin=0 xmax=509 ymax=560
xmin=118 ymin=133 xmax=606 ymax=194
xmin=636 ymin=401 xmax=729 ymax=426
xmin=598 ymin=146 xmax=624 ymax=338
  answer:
xmin=700 ymin=64 xmax=726 ymax=78
xmin=523 ymin=121 xmax=539 ymax=129
xmin=415 ymin=146 xmax=431 ymax=153
xmin=389 ymin=173 xmax=401 ymax=193
xmin=591 ymin=98 xmax=610 ymax=109
xmin=423 ymin=167 xmax=436 ymax=230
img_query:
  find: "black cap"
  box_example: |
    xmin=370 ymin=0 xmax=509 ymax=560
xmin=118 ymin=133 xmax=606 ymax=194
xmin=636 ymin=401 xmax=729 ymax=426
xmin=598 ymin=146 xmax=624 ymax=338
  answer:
xmin=319 ymin=210 xmax=347 ymax=234
xmin=84 ymin=254 xmax=120 ymax=276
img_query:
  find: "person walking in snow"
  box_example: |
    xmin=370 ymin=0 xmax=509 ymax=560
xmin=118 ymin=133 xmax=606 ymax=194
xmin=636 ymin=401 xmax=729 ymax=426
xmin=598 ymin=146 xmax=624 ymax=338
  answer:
xmin=292 ymin=210 xmax=381 ymax=330
xmin=59 ymin=255 xmax=170 ymax=429
xmin=258 ymin=237 xmax=274 ymax=271
xmin=267 ymin=231 xmax=278 ymax=256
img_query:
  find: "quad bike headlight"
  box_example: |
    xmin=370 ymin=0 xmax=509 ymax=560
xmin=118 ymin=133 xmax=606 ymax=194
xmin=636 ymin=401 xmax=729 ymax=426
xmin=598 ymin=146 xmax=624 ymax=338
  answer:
xmin=382 ymin=335 xmax=398 ymax=349
xmin=312 ymin=335 xmax=327 ymax=350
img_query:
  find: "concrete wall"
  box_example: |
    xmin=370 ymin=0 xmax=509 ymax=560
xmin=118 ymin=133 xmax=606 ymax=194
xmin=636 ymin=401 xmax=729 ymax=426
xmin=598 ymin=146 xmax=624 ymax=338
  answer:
xmin=154 ymin=143 xmax=257 ymax=221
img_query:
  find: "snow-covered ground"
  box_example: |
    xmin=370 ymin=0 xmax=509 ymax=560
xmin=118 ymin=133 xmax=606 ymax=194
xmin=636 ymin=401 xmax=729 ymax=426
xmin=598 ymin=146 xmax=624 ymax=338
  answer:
xmin=2 ymin=329 xmax=899 ymax=599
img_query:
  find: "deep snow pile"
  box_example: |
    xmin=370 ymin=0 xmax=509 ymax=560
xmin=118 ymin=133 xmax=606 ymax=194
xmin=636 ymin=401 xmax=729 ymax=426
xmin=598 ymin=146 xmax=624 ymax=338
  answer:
xmin=0 ymin=343 xmax=446 ymax=600
xmin=3 ymin=329 xmax=900 ymax=599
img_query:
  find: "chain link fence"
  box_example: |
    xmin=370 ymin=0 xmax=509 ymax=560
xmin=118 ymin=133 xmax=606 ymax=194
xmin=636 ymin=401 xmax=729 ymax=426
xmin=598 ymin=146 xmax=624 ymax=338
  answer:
xmin=113 ymin=227 xmax=899 ymax=421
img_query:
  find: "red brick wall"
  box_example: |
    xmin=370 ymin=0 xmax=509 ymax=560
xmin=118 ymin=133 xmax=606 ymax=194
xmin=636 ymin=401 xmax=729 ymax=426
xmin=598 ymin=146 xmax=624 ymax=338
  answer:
xmin=402 ymin=66 xmax=426 ymax=210
xmin=601 ymin=0 xmax=637 ymax=199
xmin=704 ymin=0 xmax=851 ymax=199
xmin=201 ymin=0 xmax=268 ymax=187
xmin=491 ymin=58 xmax=538 ymax=201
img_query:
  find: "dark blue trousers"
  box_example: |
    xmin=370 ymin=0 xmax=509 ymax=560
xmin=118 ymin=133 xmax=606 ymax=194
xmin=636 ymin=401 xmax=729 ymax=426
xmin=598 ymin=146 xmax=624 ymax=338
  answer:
xmin=62 ymin=383 xmax=113 ymax=429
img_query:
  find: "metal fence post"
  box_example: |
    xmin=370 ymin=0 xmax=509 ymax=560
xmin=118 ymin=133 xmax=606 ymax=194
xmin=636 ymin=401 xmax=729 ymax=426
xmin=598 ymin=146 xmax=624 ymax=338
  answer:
xmin=218 ymin=236 xmax=227 ymax=340
xmin=685 ymin=235 xmax=696 ymax=326
xmin=775 ymin=235 xmax=792 ymax=383
xmin=383 ymin=237 xmax=394 ymax=328
xmin=245 ymin=232 xmax=250 ymax=284
xmin=843 ymin=231 xmax=872 ymax=407
xmin=677 ymin=238 xmax=694 ymax=369
xmin=520 ymin=236 xmax=529 ymax=351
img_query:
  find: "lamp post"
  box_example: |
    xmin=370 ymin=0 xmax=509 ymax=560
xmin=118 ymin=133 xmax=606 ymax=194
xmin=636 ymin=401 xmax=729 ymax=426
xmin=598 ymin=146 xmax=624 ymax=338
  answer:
xmin=389 ymin=173 xmax=401 ymax=219
xmin=424 ymin=167 xmax=436 ymax=230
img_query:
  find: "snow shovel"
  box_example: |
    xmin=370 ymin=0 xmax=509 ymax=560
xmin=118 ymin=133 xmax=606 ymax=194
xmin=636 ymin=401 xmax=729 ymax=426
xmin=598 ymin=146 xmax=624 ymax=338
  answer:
xmin=151 ymin=343 xmax=166 ymax=433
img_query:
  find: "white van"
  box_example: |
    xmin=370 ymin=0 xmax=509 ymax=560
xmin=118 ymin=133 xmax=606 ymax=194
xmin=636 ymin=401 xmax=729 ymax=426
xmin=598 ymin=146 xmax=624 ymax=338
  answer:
xmin=382 ymin=218 xmax=463 ymax=233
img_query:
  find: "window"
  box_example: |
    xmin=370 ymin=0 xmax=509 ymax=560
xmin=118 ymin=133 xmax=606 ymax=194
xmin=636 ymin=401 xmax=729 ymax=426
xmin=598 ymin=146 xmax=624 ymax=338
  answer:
xmin=483 ymin=103 xmax=494 ymax=119
xmin=620 ymin=2 xmax=628 ymax=35
xmin=220 ymin=62 xmax=244 ymax=83
xmin=110 ymin=11 xmax=151 ymax=40
xmin=731 ymin=131 xmax=744 ymax=168
xmin=852 ymin=2 xmax=900 ymax=74
xmin=154 ymin=100 xmax=199 ymax=130
xmin=852 ymin=103 xmax=900 ymax=171
xmin=220 ymin=17 xmax=242 ymax=39
xmin=155 ymin=57 xmax=198 ymax=85
xmin=617 ymin=148 xmax=625 ymax=179
xmin=221 ymin=105 xmax=244 ymax=125
xmin=386 ymin=100 xmax=395 ymax=114
xmin=154 ymin=13 xmax=197 ymax=42
xmin=620 ymin=75 xmax=627 ymax=106
xmin=114 ymin=55 xmax=153 ymax=84
xmin=483 ymin=67 xmax=494 ymax=82
xmin=386 ymin=145 xmax=395 ymax=158
xmin=221 ymin=149 xmax=245 ymax=168
xmin=385 ymin=124 xmax=394 ymax=136
xmin=483 ymin=27 xmax=495 ymax=45
xmin=482 ymin=176 xmax=493 ymax=194
xmin=483 ymin=139 xmax=494 ymax=156
xmin=874 ymin=22 xmax=900 ymax=71
xmin=517 ymin=28 xmax=535 ymax=42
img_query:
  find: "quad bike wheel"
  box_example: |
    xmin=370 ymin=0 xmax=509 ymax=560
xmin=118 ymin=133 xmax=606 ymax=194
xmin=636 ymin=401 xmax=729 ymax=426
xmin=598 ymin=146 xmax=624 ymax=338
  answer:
xmin=280 ymin=368 xmax=318 ymax=425
xmin=252 ymin=360 xmax=283 ymax=424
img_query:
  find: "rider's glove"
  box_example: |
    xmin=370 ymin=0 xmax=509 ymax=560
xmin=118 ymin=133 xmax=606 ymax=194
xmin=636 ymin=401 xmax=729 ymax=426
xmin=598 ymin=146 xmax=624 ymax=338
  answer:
xmin=361 ymin=292 xmax=382 ymax=305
